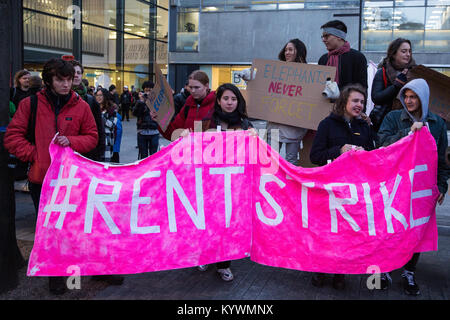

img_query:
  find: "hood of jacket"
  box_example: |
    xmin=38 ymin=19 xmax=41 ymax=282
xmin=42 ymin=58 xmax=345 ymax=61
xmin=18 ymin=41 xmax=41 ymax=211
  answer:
xmin=397 ymin=78 xmax=429 ymax=122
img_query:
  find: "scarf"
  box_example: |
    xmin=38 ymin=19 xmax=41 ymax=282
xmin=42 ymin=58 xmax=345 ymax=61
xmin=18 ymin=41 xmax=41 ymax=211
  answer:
xmin=214 ymin=109 xmax=242 ymax=127
xmin=382 ymin=58 xmax=417 ymax=85
xmin=73 ymin=83 xmax=87 ymax=101
xmin=326 ymin=41 xmax=351 ymax=85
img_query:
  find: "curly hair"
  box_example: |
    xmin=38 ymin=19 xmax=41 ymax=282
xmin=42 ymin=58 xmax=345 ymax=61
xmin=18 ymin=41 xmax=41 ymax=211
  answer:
xmin=331 ymin=83 xmax=367 ymax=117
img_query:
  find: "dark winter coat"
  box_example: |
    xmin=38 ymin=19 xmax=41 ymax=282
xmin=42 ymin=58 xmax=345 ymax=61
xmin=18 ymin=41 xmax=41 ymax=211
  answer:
xmin=159 ymin=91 xmax=216 ymax=141
xmin=310 ymin=113 xmax=376 ymax=166
xmin=173 ymin=89 xmax=190 ymax=117
xmin=133 ymin=100 xmax=158 ymax=130
xmin=318 ymin=49 xmax=368 ymax=89
xmin=378 ymin=79 xmax=449 ymax=194
xmin=82 ymin=94 xmax=105 ymax=161
xmin=5 ymin=90 xmax=98 ymax=184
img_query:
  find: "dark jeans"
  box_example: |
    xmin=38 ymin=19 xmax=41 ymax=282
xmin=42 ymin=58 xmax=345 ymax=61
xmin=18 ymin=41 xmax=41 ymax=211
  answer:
xmin=216 ymin=261 xmax=231 ymax=269
xmin=29 ymin=181 xmax=42 ymax=219
xmin=121 ymin=105 xmax=130 ymax=121
xmin=404 ymin=253 xmax=420 ymax=272
xmin=138 ymin=133 xmax=159 ymax=159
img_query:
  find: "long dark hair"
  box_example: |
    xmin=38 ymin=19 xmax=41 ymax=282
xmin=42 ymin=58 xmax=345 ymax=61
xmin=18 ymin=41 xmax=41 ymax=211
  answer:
xmin=278 ymin=39 xmax=307 ymax=63
xmin=98 ymin=88 xmax=117 ymax=114
xmin=332 ymin=83 xmax=367 ymax=117
xmin=380 ymin=38 xmax=412 ymax=68
xmin=214 ymin=83 xmax=248 ymax=118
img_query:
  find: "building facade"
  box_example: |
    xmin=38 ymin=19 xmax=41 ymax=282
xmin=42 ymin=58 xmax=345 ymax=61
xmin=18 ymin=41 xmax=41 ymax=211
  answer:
xmin=22 ymin=0 xmax=169 ymax=93
xmin=167 ymin=0 xmax=450 ymax=92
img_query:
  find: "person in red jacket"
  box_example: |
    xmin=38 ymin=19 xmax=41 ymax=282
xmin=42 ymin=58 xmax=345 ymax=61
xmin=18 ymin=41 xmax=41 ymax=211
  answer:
xmin=151 ymin=70 xmax=216 ymax=141
xmin=4 ymin=58 xmax=98 ymax=295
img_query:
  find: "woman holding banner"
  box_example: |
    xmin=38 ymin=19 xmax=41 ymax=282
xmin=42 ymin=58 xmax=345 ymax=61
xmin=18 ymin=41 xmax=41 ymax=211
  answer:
xmin=267 ymin=39 xmax=309 ymax=165
xmin=310 ymin=83 xmax=376 ymax=289
xmin=180 ymin=83 xmax=255 ymax=281
xmin=151 ymin=70 xmax=216 ymax=141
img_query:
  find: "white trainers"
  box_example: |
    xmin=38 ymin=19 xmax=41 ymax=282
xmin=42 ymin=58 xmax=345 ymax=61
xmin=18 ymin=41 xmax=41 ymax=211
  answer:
xmin=217 ymin=268 xmax=234 ymax=282
xmin=197 ymin=265 xmax=208 ymax=272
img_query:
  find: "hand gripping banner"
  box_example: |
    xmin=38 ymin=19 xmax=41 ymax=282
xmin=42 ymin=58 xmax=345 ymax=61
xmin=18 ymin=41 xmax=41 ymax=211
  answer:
xmin=28 ymin=129 xmax=438 ymax=276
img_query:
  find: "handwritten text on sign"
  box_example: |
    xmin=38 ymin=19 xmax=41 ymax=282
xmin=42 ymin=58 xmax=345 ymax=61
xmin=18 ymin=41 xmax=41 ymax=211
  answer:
xmin=28 ymin=129 xmax=438 ymax=276
xmin=245 ymin=59 xmax=336 ymax=130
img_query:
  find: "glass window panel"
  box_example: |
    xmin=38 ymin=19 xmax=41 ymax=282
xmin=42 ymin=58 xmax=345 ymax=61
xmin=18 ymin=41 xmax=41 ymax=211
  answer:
xmin=124 ymin=38 xmax=151 ymax=72
xmin=174 ymin=0 xmax=201 ymax=8
xmin=82 ymin=0 xmax=117 ymax=29
xmin=23 ymin=10 xmax=73 ymax=50
xmin=364 ymin=1 xmax=394 ymax=7
xmin=428 ymin=0 xmax=450 ymax=5
xmin=24 ymin=0 xmax=72 ymax=17
xmin=125 ymin=0 xmax=153 ymax=37
xmin=176 ymin=9 xmax=199 ymax=51
xmin=425 ymin=6 xmax=449 ymax=30
xmin=82 ymin=25 xmax=118 ymax=69
xmin=395 ymin=0 xmax=425 ymax=6
xmin=157 ymin=41 xmax=169 ymax=73
xmin=279 ymin=3 xmax=305 ymax=10
xmin=158 ymin=0 xmax=170 ymax=9
xmin=392 ymin=7 xmax=425 ymax=30
xmin=424 ymin=6 xmax=450 ymax=52
xmin=363 ymin=7 xmax=394 ymax=30
xmin=157 ymin=7 xmax=169 ymax=41
xmin=362 ymin=7 xmax=394 ymax=51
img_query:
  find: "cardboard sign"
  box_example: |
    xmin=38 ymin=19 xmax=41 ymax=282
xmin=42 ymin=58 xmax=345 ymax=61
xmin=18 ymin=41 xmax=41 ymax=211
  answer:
xmin=245 ymin=59 xmax=336 ymax=130
xmin=409 ymin=65 xmax=450 ymax=123
xmin=145 ymin=64 xmax=175 ymax=131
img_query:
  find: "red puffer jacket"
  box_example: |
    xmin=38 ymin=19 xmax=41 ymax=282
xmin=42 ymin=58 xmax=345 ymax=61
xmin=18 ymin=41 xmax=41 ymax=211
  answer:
xmin=5 ymin=90 xmax=98 ymax=184
xmin=159 ymin=91 xmax=216 ymax=141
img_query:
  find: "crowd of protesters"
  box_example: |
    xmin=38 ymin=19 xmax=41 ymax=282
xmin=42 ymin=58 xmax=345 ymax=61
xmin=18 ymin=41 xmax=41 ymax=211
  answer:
xmin=1 ymin=19 xmax=448 ymax=298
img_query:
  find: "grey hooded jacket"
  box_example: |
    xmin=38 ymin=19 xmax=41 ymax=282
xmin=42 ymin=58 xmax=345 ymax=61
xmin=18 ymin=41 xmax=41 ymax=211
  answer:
xmin=378 ymin=78 xmax=449 ymax=194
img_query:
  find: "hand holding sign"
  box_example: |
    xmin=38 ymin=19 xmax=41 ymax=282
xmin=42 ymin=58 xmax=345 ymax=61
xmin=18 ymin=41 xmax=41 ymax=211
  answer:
xmin=145 ymin=64 xmax=175 ymax=131
xmin=245 ymin=59 xmax=336 ymax=130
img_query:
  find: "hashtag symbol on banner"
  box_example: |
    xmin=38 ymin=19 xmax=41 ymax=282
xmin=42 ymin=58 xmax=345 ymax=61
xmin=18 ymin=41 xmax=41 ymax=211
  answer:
xmin=43 ymin=165 xmax=81 ymax=230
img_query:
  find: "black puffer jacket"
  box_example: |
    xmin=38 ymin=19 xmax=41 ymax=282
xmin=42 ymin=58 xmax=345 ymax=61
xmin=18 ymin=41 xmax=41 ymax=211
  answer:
xmin=310 ymin=113 xmax=376 ymax=166
xmin=133 ymin=100 xmax=158 ymax=130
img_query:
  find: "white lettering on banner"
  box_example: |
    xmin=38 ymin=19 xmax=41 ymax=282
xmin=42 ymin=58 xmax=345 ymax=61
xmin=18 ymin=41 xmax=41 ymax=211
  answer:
xmin=85 ymin=177 xmax=122 ymax=234
xmin=301 ymin=183 xmax=314 ymax=228
xmin=380 ymin=175 xmax=409 ymax=233
xmin=130 ymin=171 xmax=162 ymax=234
xmin=256 ymin=174 xmax=286 ymax=226
xmin=209 ymin=167 xmax=245 ymax=228
xmin=203 ymin=133 xmax=223 ymax=164
xmin=324 ymin=183 xmax=361 ymax=233
xmin=167 ymin=168 xmax=205 ymax=232
xmin=363 ymin=183 xmax=376 ymax=236
xmin=43 ymin=165 xmax=80 ymax=229
xmin=409 ymin=165 xmax=432 ymax=228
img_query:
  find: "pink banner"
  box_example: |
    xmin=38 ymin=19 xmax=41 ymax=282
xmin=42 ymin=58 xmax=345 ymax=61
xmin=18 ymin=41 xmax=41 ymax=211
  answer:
xmin=28 ymin=129 xmax=438 ymax=276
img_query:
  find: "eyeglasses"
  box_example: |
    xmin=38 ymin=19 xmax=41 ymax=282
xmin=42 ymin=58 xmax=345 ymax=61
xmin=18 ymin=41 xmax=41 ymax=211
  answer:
xmin=95 ymin=93 xmax=103 ymax=97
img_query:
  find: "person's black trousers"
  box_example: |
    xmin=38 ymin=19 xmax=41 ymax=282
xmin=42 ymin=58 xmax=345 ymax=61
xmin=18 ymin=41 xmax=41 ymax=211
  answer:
xmin=404 ymin=253 xmax=420 ymax=272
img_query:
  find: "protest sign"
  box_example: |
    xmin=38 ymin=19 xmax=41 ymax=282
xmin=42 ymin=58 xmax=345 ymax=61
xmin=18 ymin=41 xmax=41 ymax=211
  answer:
xmin=145 ymin=64 xmax=175 ymax=131
xmin=409 ymin=65 xmax=450 ymax=123
xmin=28 ymin=129 xmax=438 ymax=276
xmin=245 ymin=59 xmax=336 ymax=130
